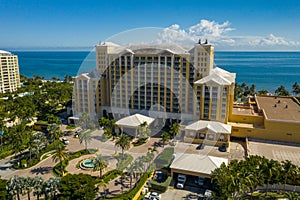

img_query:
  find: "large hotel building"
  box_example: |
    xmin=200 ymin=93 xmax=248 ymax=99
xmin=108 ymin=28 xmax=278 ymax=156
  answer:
xmin=73 ymin=42 xmax=235 ymax=125
xmin=0 ymin=50 xmax=21 ymax=93
xmin=73 ymin=42 xmax=300 ymax=146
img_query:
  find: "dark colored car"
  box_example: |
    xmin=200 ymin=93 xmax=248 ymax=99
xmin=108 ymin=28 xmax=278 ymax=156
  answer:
xmin=218 ymin=144 xmax=227 ymax=152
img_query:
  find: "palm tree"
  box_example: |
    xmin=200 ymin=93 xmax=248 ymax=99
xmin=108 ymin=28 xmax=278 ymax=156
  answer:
xmin=27 ymin=134 xmax=37 ymax=162
xmin=52 ymin=143 xmax=69 ymax=176
xmin=33 ymin=176 xmax=44 ymax=200
xmin=262 ymin=159 xmax=281 ymax=196
xmin=128 ymin=159 xmax=143 ymax=184
xmin=97 ymin=180 xmax=108 ymax=198
xmin=78 ymin=112 xmax=90 ymax=130
xmin=292 ymin=82 xmax=300 ymax=96
xmin=47 ymin=123 xmax=60 ymax=142
xmin=281 ymin=160 xmax=298 ymax=190
xmin=7 ymin=175 xmax=25 ymax=200
xmin=99 ymin=117 xmax=110 ymax=128
xmin=79 ymin=130 xmax=93 ymax=152
xmin=169 ymin=122 xmax=180 ymax=140
xmin=161 ymin=132 xmax=170 ymax=147
xmin=42 ymin=177 xmax=60 ymax=200
xmin=126 ymin=164 xmax=135 ymax=189
xmin=115 ymin=134 xmax=130 ymax=159
xmin=92 ymin=154 xmax=108 ymax=178
xmin=23 ymin=177 xmax=34 ymax=200
xmin=138 ymin=122 xmax=151 ymax=138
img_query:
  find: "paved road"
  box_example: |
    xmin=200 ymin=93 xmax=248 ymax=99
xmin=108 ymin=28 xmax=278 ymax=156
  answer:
xmin=0 ymin=129 xmax=164 ymax=180
xmin=0 ymin=155 xmax=16 ymax=178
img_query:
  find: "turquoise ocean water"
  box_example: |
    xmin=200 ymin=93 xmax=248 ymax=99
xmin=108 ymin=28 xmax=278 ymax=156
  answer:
xmin=13 ymin=51 xmax=300 ymax=93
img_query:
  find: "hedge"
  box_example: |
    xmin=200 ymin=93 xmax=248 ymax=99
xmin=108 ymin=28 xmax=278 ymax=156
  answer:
xmin=97 ymin=169 xmax=122 ymax=184
xmin=150 ymin=176 xmax=172 ymax=192
xmin=133 ymin=137 xmax=148 ymax=147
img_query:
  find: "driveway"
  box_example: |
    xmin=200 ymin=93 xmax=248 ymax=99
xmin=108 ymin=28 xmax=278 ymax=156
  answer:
xmin=0 ymin=155 xmax=16 ymax=179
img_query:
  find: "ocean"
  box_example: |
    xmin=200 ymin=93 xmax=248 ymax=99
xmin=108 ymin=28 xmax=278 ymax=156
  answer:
xmin=13 ymin=51 xmax=300 ymax=93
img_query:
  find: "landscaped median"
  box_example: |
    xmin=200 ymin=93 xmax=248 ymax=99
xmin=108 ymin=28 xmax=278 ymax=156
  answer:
xmin=52 ymin=148 xmax=97 ymax=176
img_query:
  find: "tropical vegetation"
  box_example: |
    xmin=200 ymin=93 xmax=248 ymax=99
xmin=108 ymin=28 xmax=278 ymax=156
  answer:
xmin=211 ymin=155 xmax=300 ymax=199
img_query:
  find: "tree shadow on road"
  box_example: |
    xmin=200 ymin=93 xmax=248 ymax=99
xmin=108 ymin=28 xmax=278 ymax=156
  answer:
xmin=30 ymin=166 xmax=52 ymax=175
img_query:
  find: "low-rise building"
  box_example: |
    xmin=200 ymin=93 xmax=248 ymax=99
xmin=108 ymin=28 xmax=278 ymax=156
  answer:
xmin=228 ymin=95 xmax=300 ymax=143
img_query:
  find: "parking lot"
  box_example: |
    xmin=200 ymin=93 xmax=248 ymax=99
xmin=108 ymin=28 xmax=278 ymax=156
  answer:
xmin=161 ymin=185 xmax=205 ymax=200
xmin=248 ymin=139 xmax=300 ymax=166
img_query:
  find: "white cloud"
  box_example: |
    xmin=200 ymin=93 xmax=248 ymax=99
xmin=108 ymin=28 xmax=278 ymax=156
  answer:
xmin=157 ymin=20 xmax=300 ymax=50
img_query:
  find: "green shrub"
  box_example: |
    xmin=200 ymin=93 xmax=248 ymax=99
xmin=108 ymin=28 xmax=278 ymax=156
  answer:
xmin=66 ymin=124 xmax=76 ymax=130
xmin=133 ymin=137 xmax=148 ymax=146
xmin=99 ymin=169 xmax=122 ymax=183
xmin=150 ymin=176 xmax=172 ymax=192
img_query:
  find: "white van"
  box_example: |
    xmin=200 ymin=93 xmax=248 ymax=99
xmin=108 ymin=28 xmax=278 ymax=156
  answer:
xmin=176 ymin=174 xmax=186 ymax=189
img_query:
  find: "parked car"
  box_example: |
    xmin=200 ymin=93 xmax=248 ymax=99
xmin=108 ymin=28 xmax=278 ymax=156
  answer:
xmin=218 ymin=144 xmax=227 ymax=152
xmin=62 ymin=138 xmax=69 ymax=145
xmin=196 ymin=144 xmax=204 ymax=150
xmin=75 ymin=128 xmax=83 ymax=134
xmin=176 ymin=174 xmax=186 ymax=189
xmin=144 ymin=192 xmax=161 ymax=200
xmin=204 ymin=189 xmax=212 ymax=199
xmin=198 ymin=177 xmax=205 ymax=186
xmin=156 ymin=171 xmax=164 ymax=182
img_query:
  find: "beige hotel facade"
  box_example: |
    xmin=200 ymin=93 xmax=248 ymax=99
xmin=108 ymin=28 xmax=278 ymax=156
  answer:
xmin=73 ymin=42 xmax=235 ymax=126
xmin=0 ymin=50 xmax=21 ymax=93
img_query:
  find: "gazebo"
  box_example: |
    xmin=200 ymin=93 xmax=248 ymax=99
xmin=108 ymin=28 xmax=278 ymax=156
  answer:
xmin=184 ymin=120 xmax=231 ymax=147
xmin=115 ymin=114 xmax=155 ymax=136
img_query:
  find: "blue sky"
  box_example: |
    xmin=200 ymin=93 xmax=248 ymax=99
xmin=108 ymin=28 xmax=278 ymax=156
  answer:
xmin=1 ymin=0 xmax=300 ymax=50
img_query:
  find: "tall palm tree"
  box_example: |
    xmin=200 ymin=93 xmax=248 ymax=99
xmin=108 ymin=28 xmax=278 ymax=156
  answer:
xmin=97 ymin=180 xmax=108 ymax=199
xmin=161 ymin=132 xmax=170 ymax=147
xmin=115 ymin=134 xmax=130 ymax=159
xmin=126 ymin=164 xmax=135 ymax=189
xmin=79 ymin=130 xmax=93 ymax=152
xmin=23 ymin=177 xmax=34 ymax=200
xmin=92 ymin=154 xmax=108 ymax=178
xmin=42 ymin=177 xmax=60 ymax=200
xmin=52 ymin=143 xmax=69 ymax=176
xmin=33 ymin=176 xmax=44 ymax=200
xmin=47 ymin=123 xmax=60 ymax=142
xmin=281 ymin=160 xmax=298 ymax=190
xmin=78 ymin=112 xmax=89 ymax=129
xmin=7 ymin=175 xmax=25 ymax=200
xmin=169 ymin=122 xmax=180 ymax=140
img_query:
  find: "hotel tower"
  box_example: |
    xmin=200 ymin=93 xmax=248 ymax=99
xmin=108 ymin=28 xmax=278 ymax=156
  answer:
xmin=73 ymin=42 xmax=235 ymax=124
xmin=0 ymin=50 xmax=21 ymax=93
